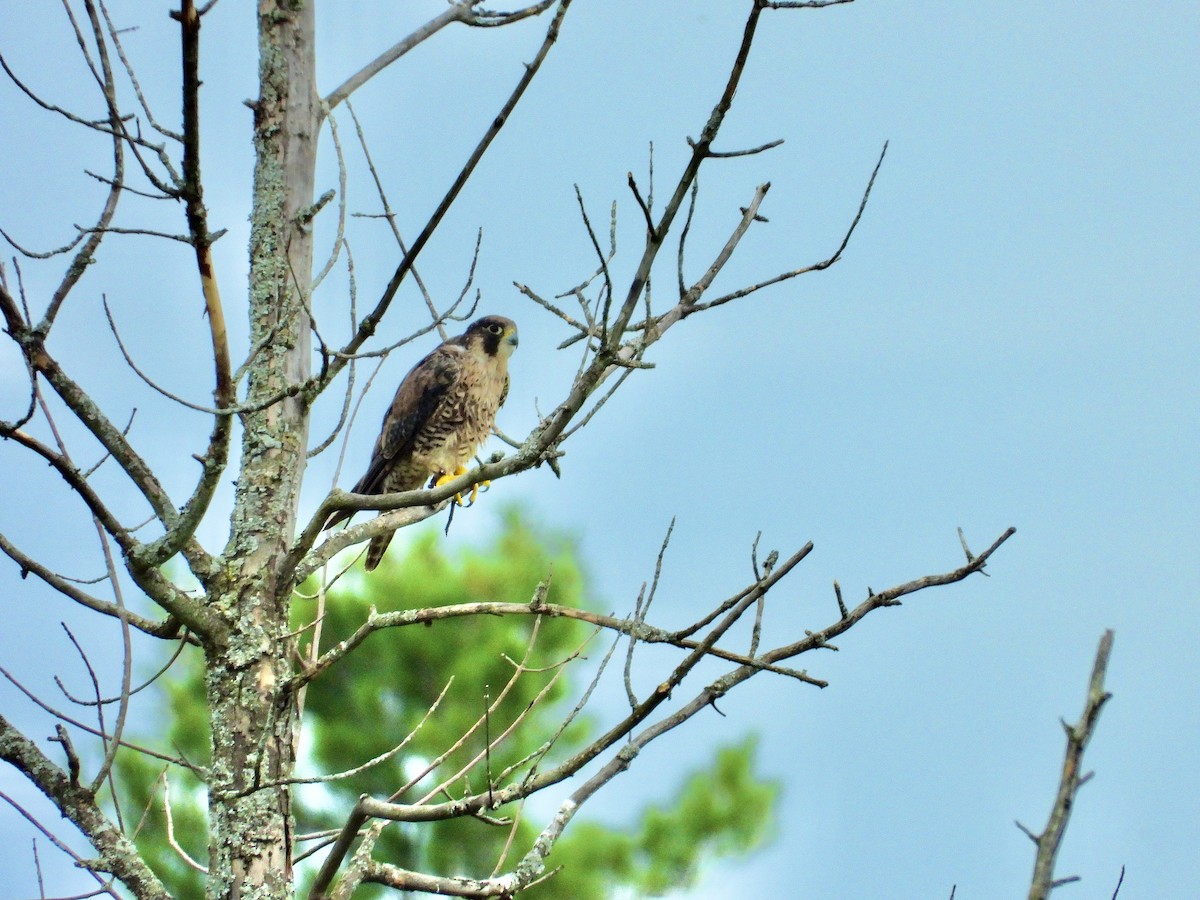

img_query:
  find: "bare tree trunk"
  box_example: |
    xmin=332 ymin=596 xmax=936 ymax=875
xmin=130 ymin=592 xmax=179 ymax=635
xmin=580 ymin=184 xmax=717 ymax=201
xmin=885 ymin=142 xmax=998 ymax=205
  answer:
xmin=206 ymin=2 xmax=316 ymax=896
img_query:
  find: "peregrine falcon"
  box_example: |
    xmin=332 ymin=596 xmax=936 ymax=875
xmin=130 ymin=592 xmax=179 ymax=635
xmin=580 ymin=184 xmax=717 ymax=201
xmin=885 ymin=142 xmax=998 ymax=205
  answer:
xmin=326 ymin=315 xmax=518 ymax=570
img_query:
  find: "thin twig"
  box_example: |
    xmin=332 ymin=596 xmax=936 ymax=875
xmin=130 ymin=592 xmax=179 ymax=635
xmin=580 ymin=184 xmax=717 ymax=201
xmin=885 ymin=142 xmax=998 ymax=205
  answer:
xmin=332 ymin=0 xmax=574 ymax=376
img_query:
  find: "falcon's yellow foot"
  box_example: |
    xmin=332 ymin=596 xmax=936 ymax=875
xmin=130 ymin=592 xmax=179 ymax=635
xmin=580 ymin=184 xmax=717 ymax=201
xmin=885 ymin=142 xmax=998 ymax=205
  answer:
xmin=434 ymin=467 xmax=490 ymax=506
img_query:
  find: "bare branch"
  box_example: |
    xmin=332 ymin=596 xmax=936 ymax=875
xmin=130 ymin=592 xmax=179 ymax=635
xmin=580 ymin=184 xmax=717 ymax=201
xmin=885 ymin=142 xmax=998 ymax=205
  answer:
xmin=0 ymin=225 xmax=85 ymax=261
xmin=411 ymin=622 xmax=588 ymax=806
xmin=331 ymin=0 xmax=574 ymax=376
xmin=759 ymin=527 xmax=1016 ymax=667
xmin=236 ymin=679 xmax=453 ymax=798
xmin=59 ymin=633 xmax=193 ymax=707
xmin=1 ymin=415 xmax=221 ymax=639
xmin=40 ymin=0 xmax=125 ymax=333
xmin=323 ymin=1 xmax=557 ymax=119
xmin=462 ymin=1 xmax=557 ymax=28
xmin=515 ymin=282 xmax=590 ymax=334
xmin=305 ymin=530 xmax=1008 ymax=898
xmin=345 ymin=101 xmax=446 ymax=337
xmin=0 ymin=712 xmax=172 ymax=900
xmin=359 ymin=859 xmax=520 ymax=898
xmin=100 ymin=1 xmax=181 ymax=143
xmin=0 ymin=531 xmax=184 ymax=639
xmin=693 ymin=136 xmax=785 ymax=158
xmin=600 ymin=1 xmax=769 ymax=346
xmin=676 ymin=178 xmax=700 ymax=298
xmin=764 ymin=0 xmax=856 ymax=8
xmin=161 ymin=774 xmax=208 ymax=874
xmin=627 ymin=172 xmax=656 ymax=238
xmin=85 ymin=527 xmax=135 ymax=798
xmin=1 ymin=789 xmax=120 ymax=899
xmin=3 ymin=659 xmax=208 ymax=780
xmin=1024 ymin=630 xmax=1115 ymax=900
xmin=162 ymin=0 xmax=235 ymax=575
xmin=322 ymin=5 xmax=462 ymax=118
xmin=685 ymin=141 xmax=887 ymax=315
xmin=11 ymin=324 xmax=220 ymax=586
xmin=680 ymin=181 xmax=771 ymax=308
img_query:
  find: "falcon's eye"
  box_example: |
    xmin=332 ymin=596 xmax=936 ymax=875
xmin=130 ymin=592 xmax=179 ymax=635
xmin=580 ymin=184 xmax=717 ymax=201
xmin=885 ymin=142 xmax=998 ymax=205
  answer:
xmin=486 ymin=323 xmax=503 ymax=335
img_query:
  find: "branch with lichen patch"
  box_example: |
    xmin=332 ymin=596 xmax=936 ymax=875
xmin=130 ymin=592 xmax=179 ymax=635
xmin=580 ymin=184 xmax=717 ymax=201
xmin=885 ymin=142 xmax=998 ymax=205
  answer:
xmin=0 ymin=712 xmax=171 ymax=900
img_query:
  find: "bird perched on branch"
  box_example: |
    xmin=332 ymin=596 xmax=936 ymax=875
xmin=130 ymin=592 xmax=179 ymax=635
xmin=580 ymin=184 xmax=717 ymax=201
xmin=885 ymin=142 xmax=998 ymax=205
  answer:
xmin=325 ymin=315 xmax=518 ymax=570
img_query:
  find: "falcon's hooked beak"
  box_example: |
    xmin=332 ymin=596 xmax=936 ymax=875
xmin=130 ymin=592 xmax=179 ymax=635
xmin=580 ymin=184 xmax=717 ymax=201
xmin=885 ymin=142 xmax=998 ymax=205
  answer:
xmin=501 ymin=325 xmax=519 ymax=355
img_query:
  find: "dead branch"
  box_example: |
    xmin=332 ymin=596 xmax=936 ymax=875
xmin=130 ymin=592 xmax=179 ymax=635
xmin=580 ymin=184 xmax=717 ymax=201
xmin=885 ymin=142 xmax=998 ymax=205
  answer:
xmin=58 ymin=634 xmax=193 ymax=707
xmin=601 ymin=0 xmax=770 ymax=346
xmin=151 ymin=0 xmax=234 ymax=578
xmin=315 ymin=525 xmax=1007 ymax=855
xmin=322 ymin=4 xmax=474 ymax=120
xmin=1021 ymin=630 xmax=1115 ymax=900
xmin=685 ymin=141 xmax=888 ymax=315
xmin=0 ymin=712 xmax=172 ymax=900
xmin=359 ymin=860 xmax=519 ymax=898
xmin=412 ymin=622 xmax=592 ymax=807
xmin=85 ymin=527 xmax=134 ymax=800
xmin=758 ymin=527 xmax=1016 ymax=667
xmin=0 ymin=225 xmax=85 ymax=261
xmin=329 ymin=0 xmax=573 ymax=376
xmin=287 ymin=544 xmax=820 ymax=697
xmin=0 ymin=299 xmax=220 ymax=589
xmin=2 ymin=663 xmax=208 ymax=779
xmin=680 ymin=181 xmax=771 ymax=307
xmin=38 ymin=0 xmax=125 ymax=334
xmin=0 ymin=531 xmax=186 ymax=639
xmin=345 ymin=101 xmax=445 ymax=337
xmin=322 ymin=1 xmax=556 ymax=119
xmin=0 ymin=422 xmax=219 ymax=638
xmin=161 ymin=775 xmax=208 ymax=874
xmin=0 ymin=789 xmax=120 ymax=899
xmin=101 ymin=2 xmax=181 ymax=143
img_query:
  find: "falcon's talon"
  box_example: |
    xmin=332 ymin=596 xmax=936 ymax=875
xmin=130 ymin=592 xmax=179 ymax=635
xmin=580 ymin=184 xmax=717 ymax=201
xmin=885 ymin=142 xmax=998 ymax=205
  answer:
xmin=460 ymin=481 xmax=487 ymax=507
xmin=433 ymin=466 xmax=469 ymax=490
xmin=466 ymin=480 xmax=492 ymax=505
xmin=434 ymin=466 xmax=475 ymax=507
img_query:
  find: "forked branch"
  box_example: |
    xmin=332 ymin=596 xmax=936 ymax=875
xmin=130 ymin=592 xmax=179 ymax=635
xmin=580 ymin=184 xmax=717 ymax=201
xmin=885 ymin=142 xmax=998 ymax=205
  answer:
xmin=306 ymin=526 xmax=1010 ymax=897
xmin=321 ymin=1 xmax=556 ymax=119
xmin=0 ymin=712 xmax=171 ymax=900
xmin=327 ymin=0 xmax=573 ymax=378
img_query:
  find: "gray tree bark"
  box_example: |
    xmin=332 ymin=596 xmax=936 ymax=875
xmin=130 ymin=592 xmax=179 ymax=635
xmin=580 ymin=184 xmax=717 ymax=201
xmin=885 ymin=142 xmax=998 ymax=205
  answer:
xmin=206 ymin=2 xmax=315 ymax=896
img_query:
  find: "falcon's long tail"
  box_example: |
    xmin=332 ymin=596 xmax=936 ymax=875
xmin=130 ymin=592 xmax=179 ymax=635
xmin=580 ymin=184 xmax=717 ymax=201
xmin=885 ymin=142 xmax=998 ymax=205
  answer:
xmin=327 ymin=465 xmax=427 ymax=571
xmin=328 ymin=501 xmax=395 ymax=571
xmin=322 ymin=444 xmax=399 ymax=531
xmin=365 ymin=534 xmax=392 ymax=571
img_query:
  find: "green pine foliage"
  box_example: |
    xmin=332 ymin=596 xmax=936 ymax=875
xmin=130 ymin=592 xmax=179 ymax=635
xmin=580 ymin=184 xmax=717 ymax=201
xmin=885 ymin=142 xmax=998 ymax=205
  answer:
xmin=118 ymin=509 xmax=778 ymax=897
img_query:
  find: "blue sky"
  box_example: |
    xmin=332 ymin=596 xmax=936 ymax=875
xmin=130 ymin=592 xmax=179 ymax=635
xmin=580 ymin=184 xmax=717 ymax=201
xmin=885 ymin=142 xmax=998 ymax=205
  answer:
xmin=1 ymin=1 xmax=1197 ymax=897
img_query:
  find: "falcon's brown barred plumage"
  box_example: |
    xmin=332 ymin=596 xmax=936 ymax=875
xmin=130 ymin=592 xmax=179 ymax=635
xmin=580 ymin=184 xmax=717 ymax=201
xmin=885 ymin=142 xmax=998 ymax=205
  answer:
xmin=326 ymin=315 xmax=518 ymax=570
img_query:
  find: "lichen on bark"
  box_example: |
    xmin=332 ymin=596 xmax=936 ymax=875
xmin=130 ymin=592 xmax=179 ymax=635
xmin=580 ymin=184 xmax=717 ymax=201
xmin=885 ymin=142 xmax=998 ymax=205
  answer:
xmin=205 ymin=2 xmax=318 ymax=897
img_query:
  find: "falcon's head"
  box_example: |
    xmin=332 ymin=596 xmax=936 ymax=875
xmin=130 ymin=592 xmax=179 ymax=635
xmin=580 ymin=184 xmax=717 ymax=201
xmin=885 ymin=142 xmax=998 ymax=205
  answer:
xmin=464 ymin=315 xmax=519 ymax=360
